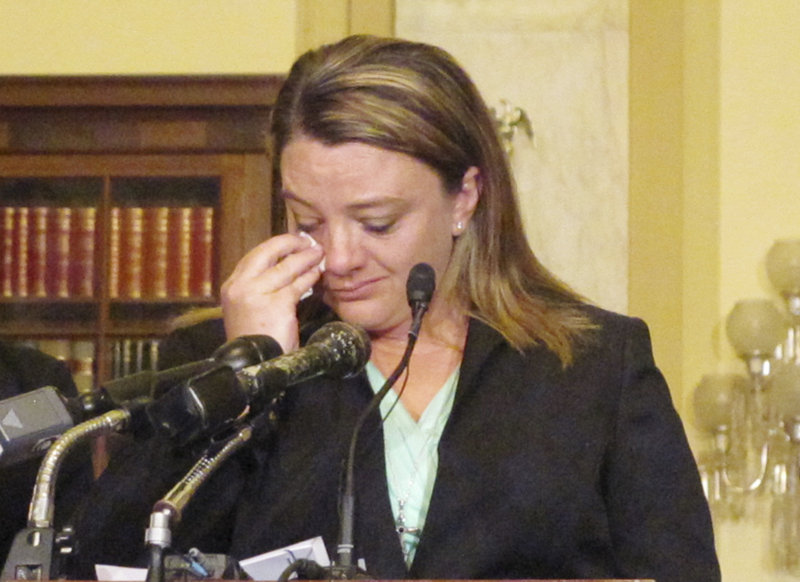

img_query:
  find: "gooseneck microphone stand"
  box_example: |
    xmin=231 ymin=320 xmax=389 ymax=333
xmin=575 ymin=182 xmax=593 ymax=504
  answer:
xmin=1 ymin=401 xmax=149 ymax=581
xmin=145 ymin=423 xmax=254 ymax=582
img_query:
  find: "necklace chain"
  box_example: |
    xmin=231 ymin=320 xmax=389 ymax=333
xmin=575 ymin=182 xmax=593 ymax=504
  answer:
xmin=387 ymin=424 xmax=436 ymax=563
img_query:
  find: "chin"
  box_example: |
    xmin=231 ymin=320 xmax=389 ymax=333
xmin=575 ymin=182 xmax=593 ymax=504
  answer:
xmin=330 ymin=301 xmax=405 ymax=335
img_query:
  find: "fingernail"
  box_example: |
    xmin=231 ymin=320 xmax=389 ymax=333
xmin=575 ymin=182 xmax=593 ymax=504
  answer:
xmin=298 ymin=231 xmax=317 ymax=246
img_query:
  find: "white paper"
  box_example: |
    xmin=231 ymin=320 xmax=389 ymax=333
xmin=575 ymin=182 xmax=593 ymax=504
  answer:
xmin=95 ymin=564 xmax=147 ymax=581
xmin=240 ymin=536 xmax=330 ymax=580
xmin=95 ymin=536 xmax=330 ymax=582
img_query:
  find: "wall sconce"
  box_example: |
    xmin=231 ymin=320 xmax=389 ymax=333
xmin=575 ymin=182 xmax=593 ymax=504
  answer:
xmin=693 ymin=238 xmax=800 ymax=573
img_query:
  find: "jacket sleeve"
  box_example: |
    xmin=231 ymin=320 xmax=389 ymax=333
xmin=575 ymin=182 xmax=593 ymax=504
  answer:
xmin=604 ymin=317 xmax=720 ymax=582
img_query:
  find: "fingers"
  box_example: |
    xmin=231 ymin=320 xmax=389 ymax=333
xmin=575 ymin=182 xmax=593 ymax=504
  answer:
xmin=227 ymin=233 xmax=324 ymax=290
xmin=221 ymin=233 xmax=326 ymax=352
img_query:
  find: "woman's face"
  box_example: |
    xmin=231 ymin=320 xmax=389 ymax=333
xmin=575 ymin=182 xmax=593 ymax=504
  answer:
xmin=280 ymin=136 xmax=477 ymax=338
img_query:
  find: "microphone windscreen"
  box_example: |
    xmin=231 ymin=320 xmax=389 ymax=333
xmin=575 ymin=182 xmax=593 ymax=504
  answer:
xmin=406 ymin=262 xmax=436 ymax=305
xmin=306 ymin=321 xmax=371 ymax=378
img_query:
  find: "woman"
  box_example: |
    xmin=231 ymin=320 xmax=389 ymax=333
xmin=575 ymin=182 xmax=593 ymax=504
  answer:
xmin=72 ymin=36 xmax=719 ymax=581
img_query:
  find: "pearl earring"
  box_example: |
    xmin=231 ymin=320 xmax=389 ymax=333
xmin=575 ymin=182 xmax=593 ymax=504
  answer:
xmin=456 ymin=221 xmax=464 ymax=231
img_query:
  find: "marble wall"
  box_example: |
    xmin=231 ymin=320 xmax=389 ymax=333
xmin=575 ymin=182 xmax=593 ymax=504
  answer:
xmin=396 ymin=0 xmax=629 ymax=313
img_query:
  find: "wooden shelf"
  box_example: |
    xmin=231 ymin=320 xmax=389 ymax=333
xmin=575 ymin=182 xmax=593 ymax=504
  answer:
xmin=0 ymin=76 xmax=281 ymax=385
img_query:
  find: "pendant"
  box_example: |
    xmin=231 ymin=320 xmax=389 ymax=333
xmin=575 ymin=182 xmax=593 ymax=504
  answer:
xmin=395 ymin=499 xmax=420 ymax=560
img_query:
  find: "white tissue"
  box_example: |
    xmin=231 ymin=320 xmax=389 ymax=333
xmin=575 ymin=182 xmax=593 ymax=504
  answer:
xmin=298 ymin=231 xmax=325 ymax=300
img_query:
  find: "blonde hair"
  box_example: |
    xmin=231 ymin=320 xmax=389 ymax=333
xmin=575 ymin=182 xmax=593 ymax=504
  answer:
xmin=272 ymin=35 xmax=595 ymax=365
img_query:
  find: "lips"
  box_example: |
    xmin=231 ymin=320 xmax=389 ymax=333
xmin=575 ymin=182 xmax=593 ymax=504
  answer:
xmin=327 ymin=278 xmax=380 ymax=301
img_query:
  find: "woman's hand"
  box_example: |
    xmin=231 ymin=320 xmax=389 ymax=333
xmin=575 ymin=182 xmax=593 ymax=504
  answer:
xmin=221 ymin=233 xmax=325 ymax=353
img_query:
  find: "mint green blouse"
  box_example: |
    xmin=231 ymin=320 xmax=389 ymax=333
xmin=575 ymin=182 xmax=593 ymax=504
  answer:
xmin=365 ymin=361 xmax=459 ymax=568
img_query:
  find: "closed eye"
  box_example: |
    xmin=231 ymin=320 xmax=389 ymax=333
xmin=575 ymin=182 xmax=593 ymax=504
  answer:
xmin=362 ymin=220 xmax=395 ymax=234
xmin=296 ymin=222 xmax=321 ymax=234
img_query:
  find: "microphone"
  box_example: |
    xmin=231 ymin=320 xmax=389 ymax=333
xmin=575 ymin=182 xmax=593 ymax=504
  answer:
xmin=1 ymin=335 xmax=282 ymax=581
xmin=0 ymin=335 xmax=281 ymax=468
xmin=147 ymin=322 xmax=371 ymax=447
xmin=333 ymin=263 xmax=436 ymax=577
xmin=406 ymin=262 xmax=436 ymax=338
xmin=101 ymin=334 xmax=283 ymax=403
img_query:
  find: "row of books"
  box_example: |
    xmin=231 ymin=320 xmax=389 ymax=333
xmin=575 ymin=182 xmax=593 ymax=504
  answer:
xmin=109 ymin=206 xmax=215 ymax=300
xmin=0 ymin=205 xmax=216 ymax=301
xmin=1 ymin=206 xmax=96 ymax=299
xmin=24 ymin=337 xmax=163 ymax=395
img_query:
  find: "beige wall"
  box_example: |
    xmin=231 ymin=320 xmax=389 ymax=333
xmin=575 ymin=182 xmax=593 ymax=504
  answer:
xmin=0 ymin=0 xmax=297 ymax=74
xmin=0 ymin=0 xmax=392 ymax=75
xmin=629 ymin=0 xmax=688 ymax=408
xmin=631 ymin=0 xmax=800 ymax=413
xmin=632 ymin=2 xmax=800 ymax=581
xmin=295 ymin=0 xmax=393 ymax=54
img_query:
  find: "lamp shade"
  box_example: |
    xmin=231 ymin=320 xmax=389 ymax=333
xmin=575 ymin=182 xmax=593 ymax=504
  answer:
xmin=693 ymin=373 xmax=749 ymax=433
xmin=769 ymin=362 xmax=800 ymax=419
xmin=725 ymin=299 xmax=788 ymax=356
xmin=766 ymin=239 xmax=800 ymax=296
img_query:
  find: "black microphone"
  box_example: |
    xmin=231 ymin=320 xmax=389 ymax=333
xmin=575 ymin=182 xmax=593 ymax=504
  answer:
xmin=101 ymin=334 xmax=283 ymax=403
xmin=0 ymin=335 xmax=281 ymax=468
xmin=147 ymin=322 xmax=371 ymax=447
xmin=333 ymin=263 xmax=436 ymax=577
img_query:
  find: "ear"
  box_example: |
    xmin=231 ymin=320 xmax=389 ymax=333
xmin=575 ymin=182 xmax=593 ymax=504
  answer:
xmin=451 ymin=166 xmax=480 ymax=236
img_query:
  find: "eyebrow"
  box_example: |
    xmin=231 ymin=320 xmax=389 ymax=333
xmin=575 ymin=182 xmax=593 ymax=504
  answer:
xmin=281 ymin=189 xmax=410 ymax=212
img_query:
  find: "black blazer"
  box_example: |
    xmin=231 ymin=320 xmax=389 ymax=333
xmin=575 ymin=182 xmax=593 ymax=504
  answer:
xmin=69 ymin=306 xmax=720 ymax=581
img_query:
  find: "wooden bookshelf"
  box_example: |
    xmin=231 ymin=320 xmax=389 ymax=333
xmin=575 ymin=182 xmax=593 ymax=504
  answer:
xmin=0 ymin=76 xmax=282 ymax=387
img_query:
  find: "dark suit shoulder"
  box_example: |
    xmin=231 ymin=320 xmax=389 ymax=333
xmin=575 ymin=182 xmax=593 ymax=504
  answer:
xmin=158 ymin=318 xmax=227 ymax=369
xmin=0 ymin=341 xmax=78 ymax=398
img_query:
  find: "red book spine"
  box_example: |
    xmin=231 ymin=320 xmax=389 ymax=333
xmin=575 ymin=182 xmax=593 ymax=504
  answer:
xmin=190 ymin=206 xmax=215 ymax=298
xmin=170 ymin=207 xmax=192 ymax=298
xmin=29 ymin=207 xmax=49 ymax=298
xmin=145 ymin=207 xmax=170 ymax=299
xmin=71 ymin=207 xmax=96 ymax=298
xmin=108 ymin=207 xmax=121 ymax=299
xmin=121 ymin=207 xmax=144 ymax=299
xmin=50 ymin=207 xmax=72 ymax=298
xmin=1 ymin=207 xmax=14 ymax=298
xmin=15 ymin=207 xmax=29 ymax=297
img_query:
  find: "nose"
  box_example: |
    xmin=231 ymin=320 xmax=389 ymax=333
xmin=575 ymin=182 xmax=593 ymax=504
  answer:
xmin=320 ymin=224 xmax=364 ymax=275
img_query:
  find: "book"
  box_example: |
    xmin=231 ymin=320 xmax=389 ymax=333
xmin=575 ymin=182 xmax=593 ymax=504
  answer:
xmin=145 ymin=206 xmax=170 ymax=299
xmin=71 ymin=207 xmax=96 ymax=297
xmin=171 ymin=206 xmax=193 ymax=298
xmin=121 ymin=207 xmax=144 ymax=299
xmin=71 ymin=340 xmax=96 ymax=394
xmin=191 ymin=206 xmax=215 ymax=298
xmin=109 ymin=337 xmax=161 ymax=378
xmin=29 ymin=207 xmax=49 ymax=298
xmin=15 ymin=207 xmax=29 ymax=297
xmin=49 ymin=207 xmax=72 ymax=298
xmin=1 ymin=207 xmax=14 ymax=297
xmin=121 ymin=338 xmax=133 ymax=376
xmin=108 ymin=207 xmax=121 ymax=299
